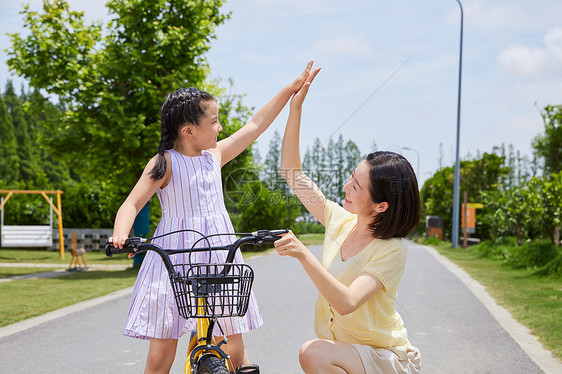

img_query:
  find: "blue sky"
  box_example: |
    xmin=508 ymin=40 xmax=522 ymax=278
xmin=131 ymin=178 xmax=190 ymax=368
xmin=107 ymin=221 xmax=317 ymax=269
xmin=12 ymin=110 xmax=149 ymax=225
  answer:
xmin=1 ymin=0 xmax=561 ymax=187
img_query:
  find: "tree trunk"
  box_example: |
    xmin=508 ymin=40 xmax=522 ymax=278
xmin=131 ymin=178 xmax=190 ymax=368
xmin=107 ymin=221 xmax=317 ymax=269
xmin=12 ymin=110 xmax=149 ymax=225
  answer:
xmin=515 ymin=225 xmax=523 ymax=246
xmin=553 ymin=226 xmax=560 ymax=247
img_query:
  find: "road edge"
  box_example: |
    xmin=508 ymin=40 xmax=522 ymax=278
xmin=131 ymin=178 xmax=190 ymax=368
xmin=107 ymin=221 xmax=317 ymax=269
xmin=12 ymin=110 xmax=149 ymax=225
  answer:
xmin=0 ymin=286 xmax=134 ymax=340
xmin=420 ymin=243 xmax=562 ymax=374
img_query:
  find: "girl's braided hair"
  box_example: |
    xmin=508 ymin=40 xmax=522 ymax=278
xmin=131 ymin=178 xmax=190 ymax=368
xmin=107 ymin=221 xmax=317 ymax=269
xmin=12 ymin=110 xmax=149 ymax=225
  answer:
xmin=149 ymin=88 xmax=215 ymax=180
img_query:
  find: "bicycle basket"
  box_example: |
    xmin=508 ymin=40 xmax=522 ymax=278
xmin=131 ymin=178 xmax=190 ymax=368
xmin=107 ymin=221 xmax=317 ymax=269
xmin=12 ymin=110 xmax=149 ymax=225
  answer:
xmin=169 ymin=263 xmax=254 ymax=319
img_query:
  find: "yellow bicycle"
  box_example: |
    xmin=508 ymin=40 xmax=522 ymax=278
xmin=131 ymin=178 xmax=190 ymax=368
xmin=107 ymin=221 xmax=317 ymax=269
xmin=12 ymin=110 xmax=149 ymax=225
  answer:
xmin=106 ymin=229 xmax=287 ymax=374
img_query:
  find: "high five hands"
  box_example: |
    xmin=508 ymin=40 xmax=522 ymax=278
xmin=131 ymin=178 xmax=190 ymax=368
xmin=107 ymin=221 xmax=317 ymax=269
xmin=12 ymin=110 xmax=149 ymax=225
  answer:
xmin=290 ymin=61 xmax=321 ymax=109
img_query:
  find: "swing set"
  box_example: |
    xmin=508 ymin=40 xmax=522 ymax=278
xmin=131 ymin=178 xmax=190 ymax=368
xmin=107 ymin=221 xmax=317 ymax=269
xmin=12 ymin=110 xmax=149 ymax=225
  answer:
xmin=0 ymin=190 xmax=65 ymax=259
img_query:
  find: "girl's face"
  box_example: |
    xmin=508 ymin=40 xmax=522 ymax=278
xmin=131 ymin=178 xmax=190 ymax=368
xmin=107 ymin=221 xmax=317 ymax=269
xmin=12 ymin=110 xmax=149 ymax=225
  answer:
xmin=190 ymin=100 xmax=222 ymax=149
xmin=342 ymin=160 xmax=387 ymax=217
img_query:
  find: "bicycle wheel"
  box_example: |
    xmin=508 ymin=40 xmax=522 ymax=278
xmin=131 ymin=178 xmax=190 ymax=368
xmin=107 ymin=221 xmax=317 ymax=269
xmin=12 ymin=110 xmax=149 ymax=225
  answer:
xmin=197 ymin=354 xmax=229 ymax=374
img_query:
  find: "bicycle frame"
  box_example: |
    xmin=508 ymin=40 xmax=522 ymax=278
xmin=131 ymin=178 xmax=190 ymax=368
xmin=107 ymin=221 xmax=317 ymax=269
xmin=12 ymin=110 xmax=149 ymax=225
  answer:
xmin=185 ymin=301 xmax=228 ymax=373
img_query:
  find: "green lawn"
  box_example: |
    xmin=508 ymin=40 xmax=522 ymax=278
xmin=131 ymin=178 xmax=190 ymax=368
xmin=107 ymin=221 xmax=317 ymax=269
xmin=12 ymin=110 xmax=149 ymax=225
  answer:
xmin=0 ymin=268 xmax=139 ymax=327
xmin=0 ymin=248 xmax=132 ymax=264
xmin=299 ymin=233 xmax=325 ymax=246
xmin=430 ymin=242 xmax=562 ymax=361
xmin=0 ymin=267 xmax=60 ymax=278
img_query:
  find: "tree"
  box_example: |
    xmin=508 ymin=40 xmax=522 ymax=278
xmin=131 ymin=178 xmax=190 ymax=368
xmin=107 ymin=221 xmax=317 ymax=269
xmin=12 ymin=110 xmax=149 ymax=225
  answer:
xmin=533 ymin=105 xmax=562 ymax=175
xmin=421 ymin=153 xmax=509 ymax=240
xmin=263 ymin=130 xmax=283 ymax=191
xmin=534 ymin=173 xmax=562 ymax=246
xmin=0 ymin=94 xmax=20 ymax=183
xmin=3 ymin=82 xmax=42 ymax=183
xmin=480 ymin=184 xmax=541 ymax=246
xmin=334 ymin=134 xmax=347 ymax=201
xmin=216 ymin=85 xmax=258 ymax=213
xmin=7 ymin=0 xmax=229 ymax=213
xmin=235 ymin=181 xmax=300 ymax=237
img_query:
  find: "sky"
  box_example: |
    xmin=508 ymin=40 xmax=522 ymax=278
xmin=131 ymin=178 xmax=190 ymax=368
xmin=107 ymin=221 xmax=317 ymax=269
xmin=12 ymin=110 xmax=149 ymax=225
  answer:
xmin=1 ymin=0 xmax=561 ymax=187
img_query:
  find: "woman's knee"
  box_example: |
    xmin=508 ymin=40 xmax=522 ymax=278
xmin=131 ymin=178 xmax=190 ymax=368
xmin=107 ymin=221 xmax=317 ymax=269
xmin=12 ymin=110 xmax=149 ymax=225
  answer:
xmin=299 ymin=340 xmax=325 ymax=372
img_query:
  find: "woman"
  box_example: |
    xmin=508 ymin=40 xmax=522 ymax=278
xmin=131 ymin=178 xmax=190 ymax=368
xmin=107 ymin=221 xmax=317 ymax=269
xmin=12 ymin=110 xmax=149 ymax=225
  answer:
xmin=274 ymin=67 xmax=421 ymax=373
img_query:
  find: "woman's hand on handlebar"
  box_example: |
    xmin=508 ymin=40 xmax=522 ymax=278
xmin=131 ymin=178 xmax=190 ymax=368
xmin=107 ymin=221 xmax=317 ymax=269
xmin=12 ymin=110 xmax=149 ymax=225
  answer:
xmin=274 ymin=230 xmax=309 ymax=261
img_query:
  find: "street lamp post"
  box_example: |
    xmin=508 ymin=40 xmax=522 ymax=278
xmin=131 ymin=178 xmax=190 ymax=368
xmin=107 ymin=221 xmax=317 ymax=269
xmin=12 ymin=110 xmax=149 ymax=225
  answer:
xmin=402 ymin=146 xmax=420 ymax=181
xmin=452 ymin=0 xmax=464 ymax=248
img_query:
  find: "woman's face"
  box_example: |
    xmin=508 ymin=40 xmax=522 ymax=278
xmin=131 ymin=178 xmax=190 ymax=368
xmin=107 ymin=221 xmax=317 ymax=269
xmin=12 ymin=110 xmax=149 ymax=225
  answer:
xmin=191 ymin=100 xmax=222 ymax=149
xmin=342 ymin=160 xmax=386 ymax=217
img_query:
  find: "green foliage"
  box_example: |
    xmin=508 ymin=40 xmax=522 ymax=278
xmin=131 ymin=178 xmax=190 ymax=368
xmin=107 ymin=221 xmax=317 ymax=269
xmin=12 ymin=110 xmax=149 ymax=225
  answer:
xmin=3 ymin=82 xmax=42 ymax=182
xmin=533 ymin=105 xmax=562 ymax=175
xmin=424 ymin=237 xmax=441 ymax=246
xmin=472 ymin=238 xmax=561 ymax=277
xmin=293 ymin=221 xmax=325 ymax=234
xmin=216 ymin=84 xmax=257 ymax=213
xmin=421 ymin=152 xmax=509 ymax=240
xmin=235 ymin=181 xmax=300 ymax=239
xmin=480 ymin=183 xmax=541 ymax=244
xmin=535 ymin=173 xmax=562 ymax=245
xmin=503 ymin=240 xmax=559 ymax=269
xmin=480 ymin=173 xmax=561 ymax=246
xmin=0 ymin=95 xmax=20 ymax=183
xmin=7 ymin=0 xmax=229 ymax=216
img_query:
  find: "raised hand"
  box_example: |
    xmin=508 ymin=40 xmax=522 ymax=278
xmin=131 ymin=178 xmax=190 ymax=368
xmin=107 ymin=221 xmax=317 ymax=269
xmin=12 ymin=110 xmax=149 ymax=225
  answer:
xmin=290 ymin=65 xmax=321 ymax=110
xmin=287 ymin=61 xmax=318 ymax=93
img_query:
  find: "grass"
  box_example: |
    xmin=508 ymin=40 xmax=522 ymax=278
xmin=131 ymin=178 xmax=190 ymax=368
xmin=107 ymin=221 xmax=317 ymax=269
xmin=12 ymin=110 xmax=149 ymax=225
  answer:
xmin=0 ymin=248 xmax=132 ymax=264
xmin=428 ymin=241 xmax=562 ymax=361
xmin=299 ymin=233 xmax=325 ymax=246
xmin=0 ymin=267 xmax=59 ymax=278
xmin=0 ymin=268 xmax=139 ymax=327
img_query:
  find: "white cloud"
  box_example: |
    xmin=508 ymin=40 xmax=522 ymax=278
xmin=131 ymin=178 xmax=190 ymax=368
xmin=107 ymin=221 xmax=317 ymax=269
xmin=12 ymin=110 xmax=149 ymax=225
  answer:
xmin=497 ymin=28 xmax=562 ymax=77
xmin=311 ymin=36 xmax=372 ymax=56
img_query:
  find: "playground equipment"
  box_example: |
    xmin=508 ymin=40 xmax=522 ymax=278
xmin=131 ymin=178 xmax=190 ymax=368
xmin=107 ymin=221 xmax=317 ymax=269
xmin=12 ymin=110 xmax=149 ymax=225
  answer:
xmin=0 ymin=190 xmax=65 ymax=259
xmin=68 ymin=231 xmax=87 ymax=270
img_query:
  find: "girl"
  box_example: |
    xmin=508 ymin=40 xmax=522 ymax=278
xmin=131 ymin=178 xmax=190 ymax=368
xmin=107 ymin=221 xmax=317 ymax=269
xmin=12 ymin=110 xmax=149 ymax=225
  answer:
xmin=109 ymin=61 xmax=317 ymax=374
xmin=274 ymin=69 xmax=422 ymax=373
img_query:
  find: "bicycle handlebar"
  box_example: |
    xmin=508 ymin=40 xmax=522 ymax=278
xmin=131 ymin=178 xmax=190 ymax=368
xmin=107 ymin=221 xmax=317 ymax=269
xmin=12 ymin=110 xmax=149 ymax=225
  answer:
xmin=104 ymin=229 xmax=289 ymax=272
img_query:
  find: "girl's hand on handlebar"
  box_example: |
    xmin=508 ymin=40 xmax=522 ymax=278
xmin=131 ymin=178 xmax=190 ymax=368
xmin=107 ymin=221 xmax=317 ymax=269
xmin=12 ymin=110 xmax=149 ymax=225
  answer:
xmin=108 ymin=236 xmax=135 ymax=258
xmin=274 ymin=230 xmax=309 ymax=261
xmin=108 ymin=235 xmax=127 ymax=248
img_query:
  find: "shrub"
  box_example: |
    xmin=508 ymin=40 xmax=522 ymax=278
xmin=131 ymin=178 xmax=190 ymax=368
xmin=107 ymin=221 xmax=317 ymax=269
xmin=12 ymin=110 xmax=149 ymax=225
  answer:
xmin=505 ymin=240 xmax=559 ymax=269
xmin=424 ymin=237 xmax=441 ymax=246
xmin=533 ymin=252 xmax=562 ymax=277
xmin=294 ymin=221 xmax=325 ymax=234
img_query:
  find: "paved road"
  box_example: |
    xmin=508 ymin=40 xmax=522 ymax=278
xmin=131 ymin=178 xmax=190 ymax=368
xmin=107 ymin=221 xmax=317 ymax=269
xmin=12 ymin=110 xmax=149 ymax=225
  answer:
xmin=0 ymin=242 xmax=546 ymax=373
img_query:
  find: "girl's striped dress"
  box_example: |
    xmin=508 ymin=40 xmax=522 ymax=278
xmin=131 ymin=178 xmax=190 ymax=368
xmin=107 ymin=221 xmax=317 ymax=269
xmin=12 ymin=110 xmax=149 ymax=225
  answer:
xmin=123 ymin=149 xmax=263 ymax=340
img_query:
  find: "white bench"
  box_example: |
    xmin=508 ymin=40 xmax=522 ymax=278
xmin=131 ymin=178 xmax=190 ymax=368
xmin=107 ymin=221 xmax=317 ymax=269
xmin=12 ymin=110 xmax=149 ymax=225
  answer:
xmin=1 ymin=225 xmax=53 ymax=247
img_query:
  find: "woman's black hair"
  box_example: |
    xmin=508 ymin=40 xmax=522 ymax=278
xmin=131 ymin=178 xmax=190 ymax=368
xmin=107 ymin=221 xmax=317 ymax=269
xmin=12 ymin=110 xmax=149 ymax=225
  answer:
xmin=149 ymin=88 xmax=215 ymax=180
xmin=365 ymin=151 xmax=421 ymax=239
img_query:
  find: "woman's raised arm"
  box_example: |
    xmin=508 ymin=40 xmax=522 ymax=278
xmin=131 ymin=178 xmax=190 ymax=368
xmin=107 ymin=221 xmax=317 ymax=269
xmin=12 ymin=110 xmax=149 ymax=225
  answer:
xmin=280 ymin=67 xmax=326 ymax=225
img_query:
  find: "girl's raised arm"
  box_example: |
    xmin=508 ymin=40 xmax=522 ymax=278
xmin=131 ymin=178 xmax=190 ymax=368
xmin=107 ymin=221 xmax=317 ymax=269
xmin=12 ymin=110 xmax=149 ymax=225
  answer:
xmin=211 ymin=61 xmax=316 ymax=168
xmin=280 ymin=67 xmax=326 ymax=225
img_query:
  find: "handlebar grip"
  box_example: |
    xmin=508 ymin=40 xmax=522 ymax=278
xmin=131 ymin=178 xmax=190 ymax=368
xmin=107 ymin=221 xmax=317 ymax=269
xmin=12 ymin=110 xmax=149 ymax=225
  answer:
xmin=268 ymin=229 xmax=289 ymax=237
xmin=105 ymin=239 xmax=139 ymax=257
xmin=104 ymin=243 xmax=131 ymax=257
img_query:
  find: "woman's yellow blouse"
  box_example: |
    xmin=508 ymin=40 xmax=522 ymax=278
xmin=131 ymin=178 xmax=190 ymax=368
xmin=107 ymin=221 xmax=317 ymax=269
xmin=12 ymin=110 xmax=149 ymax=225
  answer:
xmin=314 ymin=200 xmax=412 ymax=349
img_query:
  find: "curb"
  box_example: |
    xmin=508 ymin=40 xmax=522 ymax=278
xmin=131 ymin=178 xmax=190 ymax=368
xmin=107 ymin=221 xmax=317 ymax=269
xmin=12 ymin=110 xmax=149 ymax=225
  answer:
xmin=0 ymin=287 xmax=134 ymax=340
xmin=421 ymin=244 xmax=562 ymax=374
